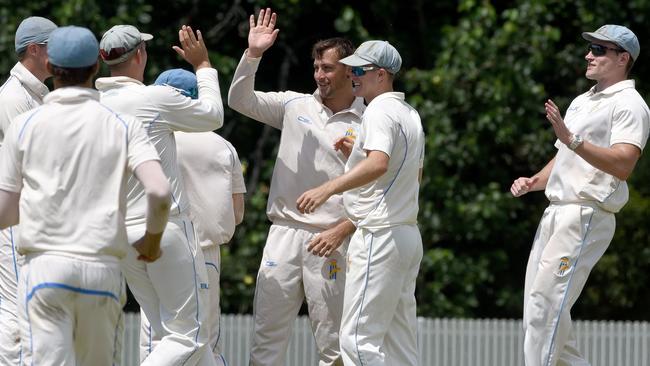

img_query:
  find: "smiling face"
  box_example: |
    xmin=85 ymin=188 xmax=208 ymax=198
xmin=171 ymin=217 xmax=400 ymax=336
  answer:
xmin=313 ymin=47 xmax=351 ymax=101
xmin=585 ymin=41 xmax=629 ymax=83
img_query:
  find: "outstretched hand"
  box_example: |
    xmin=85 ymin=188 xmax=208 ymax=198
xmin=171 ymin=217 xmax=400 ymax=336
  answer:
xmin=247 ymin=7 xmax=279 ymax=58
xmin=172 ymin=25 xmax=211 ymax=70
xmin=545 ymin=99 xmax=571 ymax=145
xmin=334 ymin=136 xmax=354 ymax=159
xmin=296 ymin=184 xmax=332 ymax=214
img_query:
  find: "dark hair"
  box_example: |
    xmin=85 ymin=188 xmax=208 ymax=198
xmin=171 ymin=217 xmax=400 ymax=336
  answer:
xmin=625 ymin=57 xmax=635 ymax=75
xmin=50 ymin=64 xmax=97 ymax=86
xmin=311 ymin=37 xmax=354 ymax=60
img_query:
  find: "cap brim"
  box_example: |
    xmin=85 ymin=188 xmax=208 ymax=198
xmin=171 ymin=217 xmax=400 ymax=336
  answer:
xmin=339 ymin=54 xmax=373 ymax=67
xmin=141 ymin=33 xmax=153 ymax=41
xmin=582 ymin=31 xmax=616 ymax=44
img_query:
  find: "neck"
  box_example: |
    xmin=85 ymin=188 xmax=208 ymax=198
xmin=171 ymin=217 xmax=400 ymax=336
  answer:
xmin=365 ymin=84 xmax=394 ymax=104
xmin=109 ymin=63 xmax=144 ymax=82
xmin=594 ymin=74 xmax=626 ymax=93
xmin=20 ymin=59 xmax=49 ymax=83
xmin=53 ymin=78 xmax=94 ymax=90
xmin=323 ymin=93 xmax=356 ymax=114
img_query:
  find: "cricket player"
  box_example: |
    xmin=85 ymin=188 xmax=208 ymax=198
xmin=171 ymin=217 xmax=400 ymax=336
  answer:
xmin=297 ymin=40 xmax=426 ymax=366
xmin=95 ymin=25 xmax=223 ymax=365
xmin=0 ymin=15 xmax=57 ymax=365
xmin=228 ymin=8 xmax=364 ymax=366
xmin=510 ymin=25 xmax=649 ymax=366
xmin=138 ymin=68 xmax=246 ymax=365
xmin=0 ymin=25 xmax=170 ymax=365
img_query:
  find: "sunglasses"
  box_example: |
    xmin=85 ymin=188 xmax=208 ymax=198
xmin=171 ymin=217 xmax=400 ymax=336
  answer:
xmin=588 ymin=43 xmax=624 ymax=57
xmin=350 ymin=65 xmax=379 ymax=77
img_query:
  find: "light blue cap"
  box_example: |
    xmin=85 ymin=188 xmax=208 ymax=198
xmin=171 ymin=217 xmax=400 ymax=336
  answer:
xmin=154 ymin=69 xmax=198 ymax=99
xmin=339 ymin=40 xmax=402 ymax=74
xmin=582 ymin=24 xmax=640 ymax=61
xmin=47 ymin=26 xmax=99 ymax=68
xmin=15 ymin=16 xmax=58 ymax=54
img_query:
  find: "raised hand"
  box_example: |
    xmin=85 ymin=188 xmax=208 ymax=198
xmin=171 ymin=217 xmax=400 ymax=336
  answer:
xmin=247 ymin=7 xmax=279 ymax=58
xmin=333 ymin=136 xmax=354 ymax=159
xmin=172 ymin=25 xmax=211 ymax=70
xmin=545 ymin=99 xmax=571 ymax=145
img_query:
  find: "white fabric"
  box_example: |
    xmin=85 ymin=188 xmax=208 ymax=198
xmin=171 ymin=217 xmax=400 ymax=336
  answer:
xmin=0 ymin=62 xmax=49 ymax=144
xmin=523 ymin=203 xmax=614 ymax=366
xmin=18 ymin=253 xmax=125 ymax=366
xmin=343 ymin=92 xmax=425 ymax=230
xmin=0 ymin=62 xmax=48 ymax=364
xmin=340 ymin=225 xmax=422 ymax=366
xmin=175 ymin=131 xmax=246 ymax=248
xmin=122 ymin=215 xmax=213 ymax=366
xmin=0 ymin=86 xmax=159 ymax=258
xmin=546 ymin=80 xmax=650 ymax=213
xmin=95 ymin=67 xmax=224 ymax=225
xmin=250 ymin=224 xmax=347 ymax=366
xmin=228 ymin=52 xmax=365 ymax=229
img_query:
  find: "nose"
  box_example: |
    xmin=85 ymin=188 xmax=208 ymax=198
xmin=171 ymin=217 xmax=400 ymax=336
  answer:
xmin=585 ymin=51 xmax=594 ymax=61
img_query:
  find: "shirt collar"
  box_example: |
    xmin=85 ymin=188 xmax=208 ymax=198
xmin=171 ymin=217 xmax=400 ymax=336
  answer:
xmin=367 ymin=91 xmax=405 ymax=107
xmin=44 ymin=87 xmax=100 ymax=104
xmin=313 ymin=89 xmax=366 ymax=119
xmin=587 ymin=79 xmax=635 ymax=97
xmin=94 ymin=76 xmax=145 ymax=91
xmin=10 ymin=62 xmax=49 ymax=99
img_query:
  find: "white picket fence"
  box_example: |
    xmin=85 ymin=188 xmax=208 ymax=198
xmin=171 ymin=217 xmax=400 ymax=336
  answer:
xmin=121 ymin=313 xmax=650 ymax=366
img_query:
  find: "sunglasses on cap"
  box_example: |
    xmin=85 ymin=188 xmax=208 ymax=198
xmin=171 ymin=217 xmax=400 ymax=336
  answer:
xmin=350 ymin=65 xmax=379 ymax=77
xmin=588 ymin=43 xmax=624 ymax=57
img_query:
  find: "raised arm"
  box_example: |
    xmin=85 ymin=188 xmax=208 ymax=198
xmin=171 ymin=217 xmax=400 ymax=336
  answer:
xmin=510 ymin=157 xmax=555 ymax=197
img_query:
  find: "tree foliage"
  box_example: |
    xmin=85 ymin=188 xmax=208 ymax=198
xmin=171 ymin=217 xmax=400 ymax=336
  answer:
xmin=1 ymin=0 xmax=649 ymax=320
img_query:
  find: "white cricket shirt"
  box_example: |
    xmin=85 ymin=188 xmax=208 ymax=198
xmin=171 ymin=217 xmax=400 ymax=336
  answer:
xmin=175 ymin=131 xmax=246 ymax=248
xmin=0 ymin=62 xmax=49 ymax=144
xmin=228 ymin=52 xmax=365 ymax=229
xmin=546 ymin=80 xmax=650 ymax=213
xmin=343 ymin=92 xmax=425 ymax=230
xmin=0 ymin=87 xmax=159 ymax=258
xmin=95 ymin=68 xmax=223 ymax=225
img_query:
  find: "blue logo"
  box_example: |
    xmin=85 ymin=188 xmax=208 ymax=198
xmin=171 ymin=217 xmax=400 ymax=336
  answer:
xmin=297 ymin=116 xmax=312 ymax=124
xmin=264 ymin=260 xmax=277 ymax=267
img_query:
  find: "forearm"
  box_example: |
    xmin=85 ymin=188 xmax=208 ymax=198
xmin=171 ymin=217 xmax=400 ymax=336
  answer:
xmin=323 ymin=151 xmax=389 ymax=196
xmin=134 ymin=161 xmax=171 ymax=234
xmin=332 ymin=218 xmax=356 ymax=237
xmin=0 ymin=190 xmax=19 ymax=229
xmin=195 ymin=68 xmax=224 ymax=129
xmin=572 ymin=142 xmax=640 ymax=180
xmin=232 ymin=193 xmax=245 ymax=225
xmin=530 ymin=157 xmax=555 ymax=191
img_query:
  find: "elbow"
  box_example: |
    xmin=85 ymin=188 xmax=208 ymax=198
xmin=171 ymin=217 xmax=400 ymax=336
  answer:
xmin=235 ymin=211 xmax=244 ymax=225
xmin=150 ymin=181 xmax=172 ymax=208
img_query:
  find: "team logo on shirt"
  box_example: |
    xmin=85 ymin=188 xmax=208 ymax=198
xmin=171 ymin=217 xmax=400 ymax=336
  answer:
xmin=344 ymin=127 xmax=357 ymax=140
xmin=556 ymin=256 xmax=571 ymax=276
xmin=327 ymin=259 xmax=340 ymax=280
xmin=297 ymin=116 xmax=312 ymax=124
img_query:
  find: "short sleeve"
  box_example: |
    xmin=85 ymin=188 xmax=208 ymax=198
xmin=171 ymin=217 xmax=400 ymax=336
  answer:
xmin=361 ymin=107 xmax=397 ymax=156
xmin=610 ymin=102 xmax=650 ymax=151
xmin=125 ymin=116 xmax=160 ymax=172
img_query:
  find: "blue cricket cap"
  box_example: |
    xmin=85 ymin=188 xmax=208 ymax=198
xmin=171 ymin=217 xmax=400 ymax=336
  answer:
xmin=154 ymin=68 xmax=198 ymax=99
xmin=339 ymin=40 xmax=402 ymax=74
xmin=47 ymin=26 xmax=99 ymax=68
xmin=582 ymin=24 xmax=640 ymax=61
xmin=15 ymin=16 xmax=58 ymax=54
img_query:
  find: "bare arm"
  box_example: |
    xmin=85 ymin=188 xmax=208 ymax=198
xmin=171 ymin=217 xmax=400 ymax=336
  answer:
xmin=132 ymin=160 xmax=171 ymax=261
xmin=510 ymin=157 xmax=555 ymax=197
xmin=296 ymin=150 xmax=389 ymax=214
xmin=232 ymin=193 xmax=245 ymax=225
xmin=546 ymin=99 xmax=641 ymax=180
xmin=308 ymin=219 xmax=356 ymax=257
xmin=0 ymin=190 xmax=19 ymax=229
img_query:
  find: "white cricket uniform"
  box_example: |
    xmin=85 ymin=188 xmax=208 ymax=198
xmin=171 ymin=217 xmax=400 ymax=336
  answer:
xmin=0 ymin=87 xmax=159 ymax=366
xmin=0 ymin=62 xmax=49 ymax=365
xmin=524 ymin=80 xmax=649 ymax=366
xmin=228 ymin=51 xmax=364 ymax=366
xmin=96 ymin=67 xmax=224 ymax=366
xmin=140 ymin=131 xmax=246 ymax=366
xmin=340 ymin=92 xmax=425 ymax=366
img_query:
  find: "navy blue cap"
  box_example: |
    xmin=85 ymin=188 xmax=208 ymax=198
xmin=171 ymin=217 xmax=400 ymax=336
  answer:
xmin=15 ymin=16 xmax=58 ymax=54
xmin=47 ymin=26 xmax=99 ymax=68
xmin=154 ymin=69 xmax=198 ymax=99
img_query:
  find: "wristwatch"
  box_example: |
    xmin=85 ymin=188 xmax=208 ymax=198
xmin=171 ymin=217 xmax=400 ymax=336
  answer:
xmin=568 ymin=134 xmax=584 ymax=150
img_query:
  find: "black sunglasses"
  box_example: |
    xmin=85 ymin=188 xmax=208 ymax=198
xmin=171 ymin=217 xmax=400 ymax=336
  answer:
xmin=351 ymin=65 xmax=379 ymax=77
xmin=588 ymin=43 xmax=624 ymax=56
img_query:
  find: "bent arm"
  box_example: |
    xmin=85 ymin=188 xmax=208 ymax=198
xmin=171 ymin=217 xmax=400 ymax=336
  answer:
xmin=573 ymin=142 xmax=641 ymax=181
xmin=232 ymin=193 xmax=245 ymax=225
xmin=0 ymin=190 xmax=19 ymax=229
xmin=133 ymin=160 xmax=171 ymax=259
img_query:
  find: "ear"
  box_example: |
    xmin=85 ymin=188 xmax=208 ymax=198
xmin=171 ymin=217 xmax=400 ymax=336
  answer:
xmin=619 ymin=52 xmax=630 ymax=67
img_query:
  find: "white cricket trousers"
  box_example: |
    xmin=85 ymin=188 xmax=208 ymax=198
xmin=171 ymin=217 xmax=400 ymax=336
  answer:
xmin=0 ymin=227 xmax=22 ymax=365
xmin=140 ymin=244 xmax=227 ymax=366
xmin=524 ymin=202 xmax=614 ymax=366
xmin=18 ymin=253 xmax=125 ymax=366
xmin=122 ymin=214 xmax=214 ymax=366
xmin=340 ymin=225 xmax=422 ymax=366
xmin=250 ymin=223 xmax=348 ymax=366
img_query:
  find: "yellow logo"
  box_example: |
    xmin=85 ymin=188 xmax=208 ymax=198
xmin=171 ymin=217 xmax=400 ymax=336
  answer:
xmin=344 ymin=127 xmax=357 ymax=140
xmin=557 ymin=257 xmax=571 ymax=276
xmin=328 ymin=259 xmax=340 ymax=280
